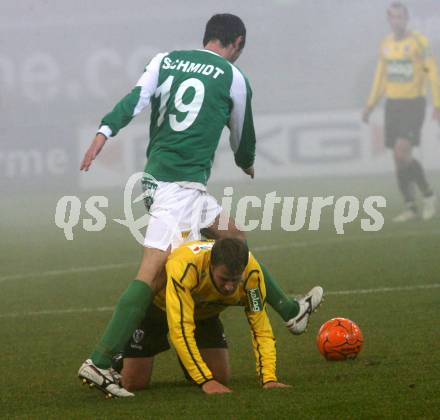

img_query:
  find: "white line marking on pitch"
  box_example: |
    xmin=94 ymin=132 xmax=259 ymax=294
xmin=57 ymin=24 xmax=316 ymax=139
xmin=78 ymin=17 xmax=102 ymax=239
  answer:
xmin=0 ymin=306 xmax=115 ymax=318
xmin=252 ymin=229 xmax=440 ymax=252
xmin=0 ymin=229 xmax=439 ymax=284
xmin=324 ymin=283 xmax=440 ymax=295
xmin=0 ymin=262 xmax=136 ymax=283
xmin=0 ymin=283 xmax=439 ymax=319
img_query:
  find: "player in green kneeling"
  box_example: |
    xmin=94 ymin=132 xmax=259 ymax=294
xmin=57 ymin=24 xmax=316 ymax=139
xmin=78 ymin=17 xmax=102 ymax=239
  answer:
xmin=78 ymin=13 xmax=323 ymax=398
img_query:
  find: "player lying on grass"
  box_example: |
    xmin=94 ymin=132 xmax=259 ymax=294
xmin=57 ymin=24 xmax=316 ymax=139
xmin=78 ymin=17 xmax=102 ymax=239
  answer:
xmin=80 ymin=238 xmax=323 ymax=395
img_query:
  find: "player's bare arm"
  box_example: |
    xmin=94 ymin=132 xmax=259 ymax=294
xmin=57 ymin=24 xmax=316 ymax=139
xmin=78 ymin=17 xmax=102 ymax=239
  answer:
xmin=80 ymin=133 xmax=107 ymax=171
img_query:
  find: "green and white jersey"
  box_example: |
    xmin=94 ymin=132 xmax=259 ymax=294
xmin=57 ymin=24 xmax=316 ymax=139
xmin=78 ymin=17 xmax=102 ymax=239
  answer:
xmin=98 ymin=49 xmax=256 ymax=186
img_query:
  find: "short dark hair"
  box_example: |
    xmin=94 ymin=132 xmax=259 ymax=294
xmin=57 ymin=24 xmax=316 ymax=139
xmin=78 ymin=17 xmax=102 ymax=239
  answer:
xmin=388 ymin=2 xmax=409 ymax=17
xmin=203 ymin=13 xmax=246 ymax=49
xmin=211 ymin=238 xmax=249 ymax=275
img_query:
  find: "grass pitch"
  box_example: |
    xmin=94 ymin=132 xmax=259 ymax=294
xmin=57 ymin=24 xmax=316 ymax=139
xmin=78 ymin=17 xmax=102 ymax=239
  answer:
xmin=1 ymin=174 xmax=440 ymax=419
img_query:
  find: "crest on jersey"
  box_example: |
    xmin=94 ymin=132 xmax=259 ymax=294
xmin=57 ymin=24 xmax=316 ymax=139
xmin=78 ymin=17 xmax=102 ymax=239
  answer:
xmin=140 ymin=175 xmax=158 ymax=212
xmin=188 ymin=242 xmax=214 ymax=254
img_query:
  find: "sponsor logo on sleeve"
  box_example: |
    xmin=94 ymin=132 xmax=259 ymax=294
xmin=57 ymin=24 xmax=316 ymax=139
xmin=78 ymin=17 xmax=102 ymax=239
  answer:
xmin=247 ymin=288 xmax=262 ymax=312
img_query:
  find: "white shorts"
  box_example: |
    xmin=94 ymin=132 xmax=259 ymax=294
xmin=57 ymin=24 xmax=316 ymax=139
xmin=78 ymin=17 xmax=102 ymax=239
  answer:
xmin=144 ymin=182 xmax=222 ymax=251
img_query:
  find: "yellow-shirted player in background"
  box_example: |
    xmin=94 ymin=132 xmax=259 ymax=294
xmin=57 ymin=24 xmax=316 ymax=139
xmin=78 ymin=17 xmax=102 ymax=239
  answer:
xmin=117 ymin=238 xmax=323 ymax=394
xmin=363 ymin=2 xmax=440 ymax=222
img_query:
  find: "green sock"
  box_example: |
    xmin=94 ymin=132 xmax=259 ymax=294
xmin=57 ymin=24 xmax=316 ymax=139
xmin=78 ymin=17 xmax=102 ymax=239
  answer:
xmin=91 ymin=279 xmax=153 ymax=369
xmin=260 ymin=263 xmax=299 ymax=322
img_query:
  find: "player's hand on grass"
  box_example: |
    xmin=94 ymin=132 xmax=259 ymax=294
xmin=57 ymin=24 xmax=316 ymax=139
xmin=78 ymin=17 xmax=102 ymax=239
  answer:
xmin=262 ymin=381 xmax=292 ymax=390
xmin=242 ymin=165 xmax=254 ymax=179
xmin=80 ymin=133 xmax=108 ymax=171
xmin=362 ymin=107 xmax=373 ymax=123
xmin=201 ymin=380 xmax=232 ymax=394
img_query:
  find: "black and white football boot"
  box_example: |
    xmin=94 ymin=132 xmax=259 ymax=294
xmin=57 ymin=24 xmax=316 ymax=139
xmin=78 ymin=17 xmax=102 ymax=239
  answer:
xmin=285 ymin=286 xmax=324 ymax=335
xmin=78 ymin=359 xmax=134 ymax=398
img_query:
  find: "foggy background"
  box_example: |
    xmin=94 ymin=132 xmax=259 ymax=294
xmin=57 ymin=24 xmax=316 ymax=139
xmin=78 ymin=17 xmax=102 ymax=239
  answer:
xmin=2 ymin=3 xmax=440 ymax=416
xmin=1 ymin=0 xmax=440 ymax=198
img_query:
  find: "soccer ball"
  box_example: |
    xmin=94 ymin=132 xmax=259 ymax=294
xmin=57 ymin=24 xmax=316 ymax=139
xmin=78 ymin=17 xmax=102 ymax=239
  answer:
xmin=316 ymin=318 xmax=364 ymax=361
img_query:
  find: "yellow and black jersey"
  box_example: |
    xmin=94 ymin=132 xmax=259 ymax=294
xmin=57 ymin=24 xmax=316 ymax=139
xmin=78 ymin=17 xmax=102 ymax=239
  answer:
xmin=154 ymin=240 xmax=277 ymax=385
xmin=367 ymin=31 xmax=440 ymax=107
